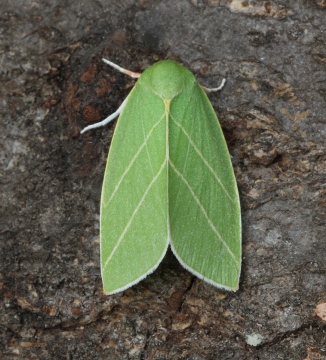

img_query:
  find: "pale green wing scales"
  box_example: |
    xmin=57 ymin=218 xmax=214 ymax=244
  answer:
xmin=100 ymin=79 xmax=169 ymax=295
xmin=99 ymin=60 xmax=241 ymax=294
xmin=168 ymin=80 xmax=241 ymax=291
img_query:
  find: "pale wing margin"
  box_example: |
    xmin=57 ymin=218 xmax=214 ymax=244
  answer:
xmin=103 ymin=156 xmax=167 ymax=271
xmin=101 ymin=84 xmax=170 ymax=294
xmin=169 ymin=160 xmax=239 ymax=267
xmin=103 ymin=161 xmax=169 ymax=294
xmin=104 ymin=228 xmax=170 ymax=295
xmin=170 ymin=245 xmax=239 ymax=292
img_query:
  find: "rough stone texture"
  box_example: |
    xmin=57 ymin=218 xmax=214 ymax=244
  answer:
xmin=1 ymin=1 xmax=325 ymax=359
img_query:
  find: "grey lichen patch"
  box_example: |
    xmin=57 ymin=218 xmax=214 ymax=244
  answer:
xmin=245 ymin=333 xmax=265 ymax=346
xmin=228 ymin=0 xmax=293 ymax=18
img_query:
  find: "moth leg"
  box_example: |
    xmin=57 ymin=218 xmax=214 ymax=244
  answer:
xmin=102 ymin=58 xmax=141 ymax=79
xmin=80 ymin=97 xmax=128 ymax=134
xmin=202 ymin=78 xmax=226 ymax=93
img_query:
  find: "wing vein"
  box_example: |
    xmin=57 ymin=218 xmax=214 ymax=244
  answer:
xmin=169 ymin=160 xmax=238 ymax=267
xmin=103 ymin=159 xmax=167 ymax=270
xmin=104 ymin=113 xmax=165 ymax=207
xmin=171 ymin=114 xmax=235 ymax=204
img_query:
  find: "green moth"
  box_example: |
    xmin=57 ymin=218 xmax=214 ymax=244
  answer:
xmin=81 ymin=59 xmax=241 ymax=294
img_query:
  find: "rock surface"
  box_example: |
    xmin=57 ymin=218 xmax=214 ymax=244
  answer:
xmin=1 ymin=1 xmax=325 ymax=359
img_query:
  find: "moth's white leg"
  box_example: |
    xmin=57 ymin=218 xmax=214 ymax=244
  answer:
xmin=202 ymin=78 xmax=226 ymax=93
xmin=80 ymin=97 xmax=128 ymax=134
xmin=102 ymin=58 xmax=141 ymax=79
